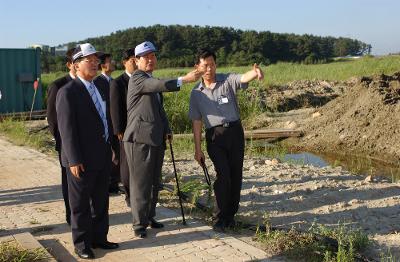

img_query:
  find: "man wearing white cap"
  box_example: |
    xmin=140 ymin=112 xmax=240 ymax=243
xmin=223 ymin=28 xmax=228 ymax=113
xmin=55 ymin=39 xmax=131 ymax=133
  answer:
xmin=123 ymin=41 xmax=202 ymax=238
xmin=56 ymin=43 xmax=118 ymax=259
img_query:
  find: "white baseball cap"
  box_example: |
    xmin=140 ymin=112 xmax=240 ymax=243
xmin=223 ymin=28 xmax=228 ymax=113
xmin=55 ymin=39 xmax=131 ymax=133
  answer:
xmin=72 ymin=43 xmax=101 ymax=62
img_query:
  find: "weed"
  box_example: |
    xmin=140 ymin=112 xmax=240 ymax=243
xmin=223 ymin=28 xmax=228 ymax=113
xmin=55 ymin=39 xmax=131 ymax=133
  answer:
xmin=29 ymin=219 xmax=40 ymax=225
xmin=254 ymin=216 xmax=371 ymax=261
xmin=35 ymin=207 xmax=50 ymax=213
xmin=0 ymin=118 xmax=54 ymax=154
xmin=0 ymin=240 xmax=50 ymax=262
xmin=380 ymin=248 xmax=398 ymax=262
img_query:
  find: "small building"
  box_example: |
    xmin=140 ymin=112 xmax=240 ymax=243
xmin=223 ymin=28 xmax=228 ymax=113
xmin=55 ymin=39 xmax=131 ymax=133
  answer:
xmin=0 ymin=48 xmax=42 ymax=114
xmin=55 ymin=45 xmax=68 ymax=56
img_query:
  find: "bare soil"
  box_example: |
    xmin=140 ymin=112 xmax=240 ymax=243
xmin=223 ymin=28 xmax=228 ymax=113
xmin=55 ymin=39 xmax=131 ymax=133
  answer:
xmin=250 ymin=73 xmax=400 ymax=163
xmin=164 ymin=72 xmax=400 ymax=260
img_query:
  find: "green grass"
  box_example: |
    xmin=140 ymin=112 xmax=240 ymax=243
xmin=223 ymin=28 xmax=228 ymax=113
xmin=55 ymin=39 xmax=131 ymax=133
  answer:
xmin=380 ymin=249 xmax=398 ymax=262
xmin=255 ymin=217 xmax=371 ymax=262
xmin=40 ymin=55 xmax=400 ymax=133
xmin=0 ymin=118 xmax=54 ymax=154
xmin=0 ymin=241 xmax=50 ymax=262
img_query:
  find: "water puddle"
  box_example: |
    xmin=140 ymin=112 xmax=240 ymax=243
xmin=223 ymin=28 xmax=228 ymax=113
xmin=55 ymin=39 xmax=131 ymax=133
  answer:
xmin=249 ymin=140 xmax=400 ymax=181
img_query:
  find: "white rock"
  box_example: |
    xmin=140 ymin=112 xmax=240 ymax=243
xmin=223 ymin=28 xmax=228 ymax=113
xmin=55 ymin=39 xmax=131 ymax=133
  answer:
xmin=264 ymin=158 xmax=280 ymax=166
xmin=364 ymin=175 xmax=373 ymax=183
xmin=312 ymin=111 xmax=322 ymax=118
xmin=285 ymin=121 xmax=298 ymax=129
xmin=348 ymin=199 xmax=362 ymax=205
xmin=338 ymin=201 xmax=350 ymax=208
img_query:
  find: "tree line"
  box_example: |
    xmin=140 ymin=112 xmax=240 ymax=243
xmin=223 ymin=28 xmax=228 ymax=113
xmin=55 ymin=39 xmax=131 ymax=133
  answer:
xmin=42 ymin=24 xmax=371 ymax=72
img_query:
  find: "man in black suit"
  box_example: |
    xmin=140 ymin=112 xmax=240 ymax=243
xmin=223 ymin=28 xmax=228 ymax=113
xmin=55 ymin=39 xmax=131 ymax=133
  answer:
xmin=93 ymin=53 xmax=121 ymax=195
xmin=46 ymin=47 xmax=76 ymax=225
xmin=110 ymin=48 xmax=136 ymax=206
xmin=56 ymin=43 xmax=118 ymax=259
xmin=123 ymin=41 xmax=202 ymax=238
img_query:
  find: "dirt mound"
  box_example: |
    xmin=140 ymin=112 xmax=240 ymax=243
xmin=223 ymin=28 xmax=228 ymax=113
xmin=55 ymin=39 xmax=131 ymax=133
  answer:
xmin=298 ymin=72 xmax=400 ymax=162
xmin=265 ymin=79 xmax=354 ymax=112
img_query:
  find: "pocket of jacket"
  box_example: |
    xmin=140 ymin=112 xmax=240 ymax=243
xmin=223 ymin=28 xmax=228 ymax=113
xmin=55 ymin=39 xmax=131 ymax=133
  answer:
xmin=135 ymin=120 xmax=162 ymax=146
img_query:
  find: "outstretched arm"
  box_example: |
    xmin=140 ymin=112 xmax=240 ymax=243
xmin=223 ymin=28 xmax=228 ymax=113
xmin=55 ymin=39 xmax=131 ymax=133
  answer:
xmin=240 ymin=63 xmax=264 ymax=83
xmin=131 ymin=69 xmax=203 ymax=94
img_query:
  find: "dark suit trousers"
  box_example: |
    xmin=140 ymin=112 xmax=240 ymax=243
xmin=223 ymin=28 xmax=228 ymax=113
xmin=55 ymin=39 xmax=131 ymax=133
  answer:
xmin=57 ymin=150 xmax=70 ymax=220
xmin=119 ymin=140 xmax=130 ymax=200
xmin=110 ymin=136 xmax=121 ymax=190
xmin=124 ymin=141 xmax=164 ymax=230
xmin=67 ymin=154 xmax=111 ymax=250
xmin=205 ymin=124 xmax=244 ymax=222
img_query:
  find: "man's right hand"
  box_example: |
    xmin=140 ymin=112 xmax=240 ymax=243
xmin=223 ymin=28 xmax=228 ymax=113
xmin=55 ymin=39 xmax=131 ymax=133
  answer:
xmin=182 ymin=68 xmax=203 ymax=83
xmin=70 ymin=164 xmax=85 ymax=179
xmin=194 ymin=150 xmax=205 ymax=166
xmin=117 ymin=133 xmax=124 ymax=141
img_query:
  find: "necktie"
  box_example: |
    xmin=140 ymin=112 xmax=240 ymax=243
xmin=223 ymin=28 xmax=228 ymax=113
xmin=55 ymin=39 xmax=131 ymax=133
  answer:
xmin=88 ymin=83 xmax=109 ymax=141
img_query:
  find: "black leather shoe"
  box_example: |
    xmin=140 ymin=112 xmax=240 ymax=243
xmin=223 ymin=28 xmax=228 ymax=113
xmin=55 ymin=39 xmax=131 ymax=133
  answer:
xmin=224 ymin=218 xmax=236 ymax=229
xmin=125 ymin=198 xmax=131 ymax=208
xmin=212 ymin=220 xmax=225 ymax=233
xmin=92 ymin=241 xmax=119 ymax=249
xmin=149 ymin=219 xmax=164 ymax=229
xmin=109 ymin=187 xmax=123 ymax=195
xmin=74 ymin=248 xmax=94 ymax=259
xmin=134 ymin=228 xmax=147 ymax=238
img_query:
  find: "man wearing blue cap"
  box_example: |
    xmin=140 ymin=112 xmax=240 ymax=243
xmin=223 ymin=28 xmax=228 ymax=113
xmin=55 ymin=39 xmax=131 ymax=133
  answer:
xmin=123 ymin=41 xmax=202 ymax=238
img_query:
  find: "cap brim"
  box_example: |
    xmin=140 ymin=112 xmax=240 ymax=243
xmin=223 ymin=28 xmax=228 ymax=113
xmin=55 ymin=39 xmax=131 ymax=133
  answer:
xmin=135 ymin=50 xmax=156 ymax=57
xmin=72 ymin=51 xmax=103 ymax=62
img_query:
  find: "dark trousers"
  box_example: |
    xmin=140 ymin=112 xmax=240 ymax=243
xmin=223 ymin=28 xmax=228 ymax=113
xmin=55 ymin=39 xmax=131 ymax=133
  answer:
xmin=57 ymin=150 xmax=70 ymax=221
xmin=110 ymin=136 xmax=121 ymax=190
xmin=119 ymin=140 xmax=130 ymax=200
xmin=206 ymin=124 xmax=244 ymax=222
xmin=124 ymin=141 xmax=164 ymax=230
xmin=66 ymin=152 xmax=111 ymax=250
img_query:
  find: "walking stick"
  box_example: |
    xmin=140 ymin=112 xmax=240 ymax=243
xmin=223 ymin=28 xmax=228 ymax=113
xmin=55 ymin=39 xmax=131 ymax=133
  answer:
xmin=169 ymin=139 xmax=186 ymax=225
xmin=200 ymin=158 xmax=211 ymax=186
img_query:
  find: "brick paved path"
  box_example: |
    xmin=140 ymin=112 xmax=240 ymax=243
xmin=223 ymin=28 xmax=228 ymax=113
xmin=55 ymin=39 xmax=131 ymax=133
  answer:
xmin=0 ymin=137 xmax=281 ymax=261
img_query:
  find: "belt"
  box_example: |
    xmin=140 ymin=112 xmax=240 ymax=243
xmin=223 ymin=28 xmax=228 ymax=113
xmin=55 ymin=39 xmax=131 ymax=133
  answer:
xmin=210 ymin=120 xmax=241 ymax=129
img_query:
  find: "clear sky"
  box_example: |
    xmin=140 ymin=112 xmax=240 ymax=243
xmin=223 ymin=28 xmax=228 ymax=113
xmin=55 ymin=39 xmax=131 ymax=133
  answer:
xmin=1 ymin=0 xmax=399 ymax=55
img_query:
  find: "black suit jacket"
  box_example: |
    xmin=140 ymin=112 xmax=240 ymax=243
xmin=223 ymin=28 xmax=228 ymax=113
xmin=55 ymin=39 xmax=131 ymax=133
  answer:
xmin=46 ymin=74 xmax=73 ymax=151
xmin=56 ymin=78 xmax=111 ymax=170
xmin=123 ymin=70 xmax=178 ymax=147
xmin=110 ymin=72 xmax=130 ymax=135
xmin=93 ymin=74 xmax=110 ymax=101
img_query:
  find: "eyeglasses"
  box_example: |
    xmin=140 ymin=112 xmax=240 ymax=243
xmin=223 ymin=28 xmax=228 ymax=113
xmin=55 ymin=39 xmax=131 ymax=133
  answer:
xmin=80 ymin=57 xmax=100 ymax=64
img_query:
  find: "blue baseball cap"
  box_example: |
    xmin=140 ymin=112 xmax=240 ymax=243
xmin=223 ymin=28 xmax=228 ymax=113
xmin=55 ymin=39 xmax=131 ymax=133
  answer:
xmin=135 ymin=41 xmax=157 ymax=57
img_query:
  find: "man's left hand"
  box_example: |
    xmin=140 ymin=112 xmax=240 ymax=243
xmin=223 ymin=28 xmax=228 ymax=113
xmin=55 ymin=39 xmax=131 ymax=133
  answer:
xmin=166 ymin=133 xmax=173 ymax=142
xmin=253 ymin=63 xmax=264 ymax=80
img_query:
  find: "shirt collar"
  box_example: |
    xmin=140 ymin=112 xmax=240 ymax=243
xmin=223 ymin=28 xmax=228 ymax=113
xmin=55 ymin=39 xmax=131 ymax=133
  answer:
xmin=77 ymin=76 xmax=93 ymax=89
xmin=69 ymin=72 xmax=76 ymax=79
xmin=101 ymin=72 xmax=112 ymax=82
xmin=198 ymin=74 xmax=224 ymax=91
xmin=125 ymin=70 xmax=132 ymax=78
